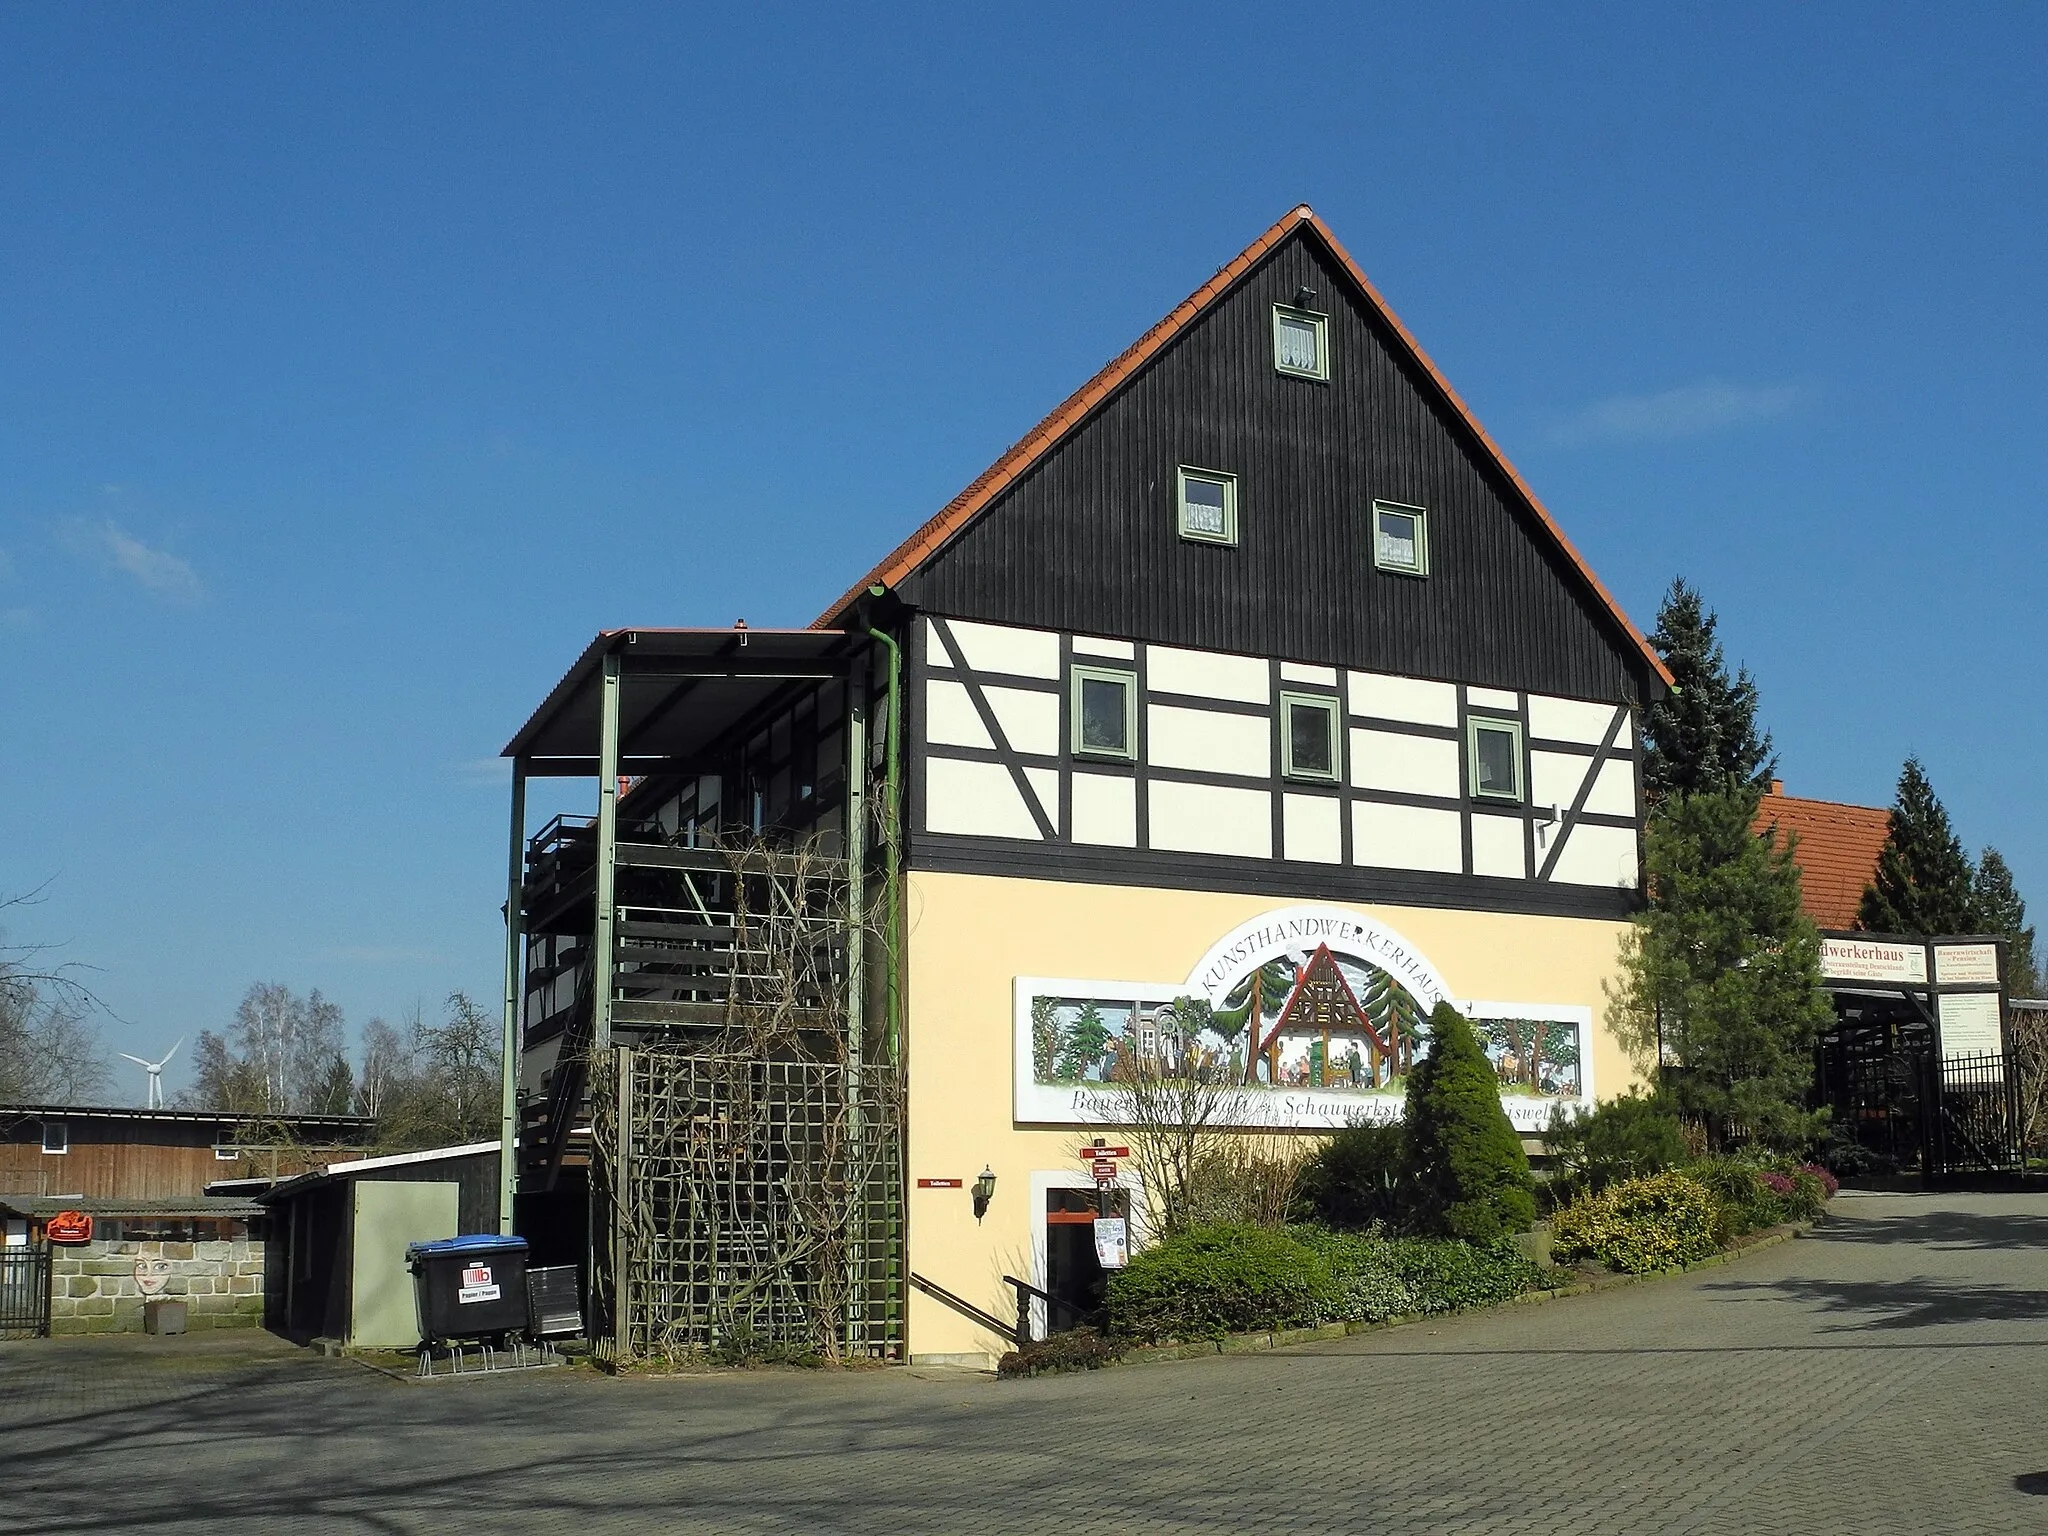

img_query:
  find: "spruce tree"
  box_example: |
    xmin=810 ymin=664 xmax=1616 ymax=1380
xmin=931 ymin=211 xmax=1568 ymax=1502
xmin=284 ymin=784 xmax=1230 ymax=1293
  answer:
xmin=1858 ymin=758 xmax=1978 ymax=936
xmin=1972 ymin=848 xmax=2039 ymax=996
xmin=1608 ymin=786 xmax=1832 ymax=1149
xmin=1401 ymin=1002 xmax=1536 ymax=1241
xmin=1641 ymin=578 xmax=1775 ymax=802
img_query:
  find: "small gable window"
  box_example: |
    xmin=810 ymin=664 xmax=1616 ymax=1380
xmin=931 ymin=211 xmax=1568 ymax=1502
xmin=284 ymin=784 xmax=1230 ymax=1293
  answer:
xmin=1373 ymin=500 xmax=1429 ymax=576
xmin=1281 ymin=693 xmax=1341 ymax=782
xmin=1071 ymin=666 xmax=1137 ymax=760
xmin=1177 ymin=467 xmax=1238 ymax=546
xmin=1273 ymin=305 xmax=1329 ymax=381
xmin=41 ymin=1120 xmax=68 ymax=1155
xmin=1467 ymin=717 xmax=1524 ymax=803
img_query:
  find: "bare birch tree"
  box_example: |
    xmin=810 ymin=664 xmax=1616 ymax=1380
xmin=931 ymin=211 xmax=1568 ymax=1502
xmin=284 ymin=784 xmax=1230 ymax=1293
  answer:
xmin=0 ymin=889 xmax=110 ymax=1104
xmin=1094 ymin=1060 xmax=1255 ymax=1242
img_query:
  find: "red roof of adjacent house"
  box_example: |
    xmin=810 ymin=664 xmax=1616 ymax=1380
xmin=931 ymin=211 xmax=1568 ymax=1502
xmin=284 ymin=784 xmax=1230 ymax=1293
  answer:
xmin=1752 ymin=781 xmax=1891 ymax=931
xmin=814 ymin=205 xmax=1673 ymax=691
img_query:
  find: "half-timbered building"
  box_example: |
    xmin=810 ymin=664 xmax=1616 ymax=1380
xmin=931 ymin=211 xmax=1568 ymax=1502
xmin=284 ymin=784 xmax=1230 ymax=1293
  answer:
xmin=499 ymin=206 xmax=1669 ymax=1365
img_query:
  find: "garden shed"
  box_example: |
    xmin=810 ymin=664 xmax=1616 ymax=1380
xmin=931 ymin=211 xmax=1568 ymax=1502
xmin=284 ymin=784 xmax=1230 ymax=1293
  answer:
xmin=255 ymin=1142 xmax=499 ymax=1349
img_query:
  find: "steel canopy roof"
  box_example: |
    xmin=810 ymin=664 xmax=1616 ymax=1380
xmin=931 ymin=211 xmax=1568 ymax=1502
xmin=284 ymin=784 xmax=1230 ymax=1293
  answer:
xmin=501 ymin=627 xmax=863 ymax=768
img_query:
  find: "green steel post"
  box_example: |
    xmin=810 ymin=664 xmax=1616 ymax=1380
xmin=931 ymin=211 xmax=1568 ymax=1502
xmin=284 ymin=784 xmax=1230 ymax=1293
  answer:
xmin=498 ymin=760 xmax=527 ymax=1235
xmin=593 ymin=650 xmax=622 ymax=1053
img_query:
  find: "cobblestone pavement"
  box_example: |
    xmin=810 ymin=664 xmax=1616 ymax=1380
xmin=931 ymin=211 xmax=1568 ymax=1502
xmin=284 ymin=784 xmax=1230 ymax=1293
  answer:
xmin=4 ymin=1190 xmax=2046 ymax=1534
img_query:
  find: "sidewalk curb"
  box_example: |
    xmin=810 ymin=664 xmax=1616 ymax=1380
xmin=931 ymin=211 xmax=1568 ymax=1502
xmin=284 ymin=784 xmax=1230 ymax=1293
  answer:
xmin=1115 ymin=1218 xmax=1819 ymax=1369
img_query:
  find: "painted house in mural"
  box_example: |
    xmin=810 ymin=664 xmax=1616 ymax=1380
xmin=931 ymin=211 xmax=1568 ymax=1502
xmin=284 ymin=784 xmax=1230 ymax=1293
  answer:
xmin=500 ymin=206 xmax=1670 ymax=1366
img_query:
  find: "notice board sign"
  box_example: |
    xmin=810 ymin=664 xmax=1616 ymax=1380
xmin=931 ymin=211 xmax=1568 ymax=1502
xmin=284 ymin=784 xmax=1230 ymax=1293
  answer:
xmin=1093 ymin=1217 xmax=1129 ymax=1270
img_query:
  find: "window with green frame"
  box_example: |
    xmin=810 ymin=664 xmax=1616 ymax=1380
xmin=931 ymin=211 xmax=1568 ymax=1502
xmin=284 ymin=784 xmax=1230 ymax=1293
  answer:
xmin=1467 ymin=716 xmax=1524 ymax=802
xmin=1373 ymin=500 xmax=1429 ymax=576
xmin=1280 ymin=692 xmax=1341 ymax=781
xmin=1177 ymin=466 xmax=1238 ymax=545
xmin=1272 ymin=304 xmax=1329 ymax=381
xmin=1071 ymin=666 xmax=1137 ymax=759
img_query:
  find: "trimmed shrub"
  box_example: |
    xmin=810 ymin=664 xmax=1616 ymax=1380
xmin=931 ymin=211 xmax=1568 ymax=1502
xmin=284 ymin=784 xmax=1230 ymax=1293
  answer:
xmin=1402 ymin=1003 xmax=1537 ymax=1242
xmin=1542 ymin=1090 xmax=1688 ymax=1202
xmin=997 ymin=1329 xmax=1126 ymax=1378
xmin=1551 ymin=1170 xmax=1719 ymax=1273
xmin=1294 ymin=1122 xmax=1407 ymax=1230
xmin=1106 ymin=1223 xmax=1338 ymax=1342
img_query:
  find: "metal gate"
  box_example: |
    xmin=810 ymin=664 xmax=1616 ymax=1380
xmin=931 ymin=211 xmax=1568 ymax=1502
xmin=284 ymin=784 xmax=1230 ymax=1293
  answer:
xmin=0 ymin=1245 xmax=51 ymax=1337
xmin=1817 ymin=1024 xmax=1932 ymax=1174
xmin=1817 ymin=1028 xmax=2022 ymax=1180
xmin=1925 ymin=1051 xmax=2023 ymax=1179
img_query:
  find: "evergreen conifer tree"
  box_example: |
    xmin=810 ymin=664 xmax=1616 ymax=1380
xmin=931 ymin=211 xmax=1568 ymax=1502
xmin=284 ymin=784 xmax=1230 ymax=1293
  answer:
xmin=1972 ymin=848 xmax=2039 ymax=996
xmin=1641 ymin=579 xmax=1775 ymax=802
xmin=1858 ymin=758 xmax=1978 ymax=936
xmin=1401 ymin=1002 xmax=1536 ymax=1241
xmin=1608 ymin=786 xmax=1833 ymax=1148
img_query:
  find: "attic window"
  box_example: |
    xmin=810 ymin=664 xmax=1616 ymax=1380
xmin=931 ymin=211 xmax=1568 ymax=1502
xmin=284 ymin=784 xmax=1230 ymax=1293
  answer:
xmin=1176 ymin=467 xmax=1238 ymax=546
xmin=1373 ymin=501 xmax=1429 ymax=576
xmin=41 ymin=1120 xmax=68 ymax=1155
xmin=1273 ymin=305 xmax=1329 ymax=381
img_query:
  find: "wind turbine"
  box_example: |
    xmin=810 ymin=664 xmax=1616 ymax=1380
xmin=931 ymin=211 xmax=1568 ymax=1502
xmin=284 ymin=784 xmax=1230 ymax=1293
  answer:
xmin=119 ymin=1038 xmax=183 ymax=1110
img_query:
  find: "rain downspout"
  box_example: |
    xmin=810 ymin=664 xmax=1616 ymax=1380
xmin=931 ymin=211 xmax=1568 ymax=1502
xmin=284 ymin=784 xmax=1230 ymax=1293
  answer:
xmin=863 ymin=587 xmax=903 ymax=1066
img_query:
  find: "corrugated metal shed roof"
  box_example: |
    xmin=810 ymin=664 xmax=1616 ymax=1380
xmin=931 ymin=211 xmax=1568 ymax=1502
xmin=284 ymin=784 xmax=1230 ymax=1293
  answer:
xmin=0 ymin=1195 xmax=266 ymax=1219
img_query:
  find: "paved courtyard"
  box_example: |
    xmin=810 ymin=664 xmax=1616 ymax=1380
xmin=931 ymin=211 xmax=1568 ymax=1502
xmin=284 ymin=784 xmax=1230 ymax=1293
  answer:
xmin=4 ymin=1189 xmax=2046 ymax=1534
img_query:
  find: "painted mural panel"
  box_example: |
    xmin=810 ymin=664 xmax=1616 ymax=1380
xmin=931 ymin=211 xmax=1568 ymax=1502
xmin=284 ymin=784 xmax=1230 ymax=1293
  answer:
xmin=1012 ymin=905 xmax=1593 ymax=1132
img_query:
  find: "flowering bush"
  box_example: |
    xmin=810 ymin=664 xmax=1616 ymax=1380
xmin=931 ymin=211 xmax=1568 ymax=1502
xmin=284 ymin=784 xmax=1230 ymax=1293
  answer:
xmin=1551 ymin=1171 xmax=1720 ymax=1273
xmin=1796 ymin=1162 xmax=1840 ymax=1198
xmin=1688 ymin=1156 xmax=1786 ymax=1242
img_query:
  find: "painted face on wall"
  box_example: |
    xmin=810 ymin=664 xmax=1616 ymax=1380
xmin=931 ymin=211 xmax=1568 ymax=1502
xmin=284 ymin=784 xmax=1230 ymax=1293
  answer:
xmin=134 ymin=1254 xmax=173 ymax=1297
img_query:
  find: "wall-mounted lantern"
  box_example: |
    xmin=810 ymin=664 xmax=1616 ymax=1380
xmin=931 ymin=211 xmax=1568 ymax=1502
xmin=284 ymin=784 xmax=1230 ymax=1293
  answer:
xmin=971 ymin=1166 xmax=997 ymax=1224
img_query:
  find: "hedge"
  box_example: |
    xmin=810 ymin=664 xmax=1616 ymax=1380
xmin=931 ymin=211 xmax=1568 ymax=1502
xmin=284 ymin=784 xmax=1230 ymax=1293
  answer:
xmin=1106 ymin=1222 xmax=1550 ymax=1344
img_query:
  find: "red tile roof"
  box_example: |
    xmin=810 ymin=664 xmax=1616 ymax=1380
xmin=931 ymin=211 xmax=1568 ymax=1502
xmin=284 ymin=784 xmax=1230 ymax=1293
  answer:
xmin=1753 ymin=784 xmax=1891 ymax=931
xmin=816 ymin=205 xmax=1673 ymax=691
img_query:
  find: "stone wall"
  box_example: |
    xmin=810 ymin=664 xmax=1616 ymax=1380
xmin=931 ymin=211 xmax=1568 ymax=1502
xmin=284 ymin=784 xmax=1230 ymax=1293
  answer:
xmin=49 ymin=1238 xmax=264 ymax=1335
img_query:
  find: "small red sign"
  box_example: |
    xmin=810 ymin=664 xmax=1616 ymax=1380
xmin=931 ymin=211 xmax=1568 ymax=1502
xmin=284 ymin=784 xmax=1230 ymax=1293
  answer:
xmin=46 ymin=1210 xmax=94 ymax=1244
xmin=1079 ymin=1144 xmax=1130 ymax=1160
xmin=916 ymin=1178 xmax=963 ymax=1188
xmin=1092 ymin=1159 xmax=1119 ymax=1182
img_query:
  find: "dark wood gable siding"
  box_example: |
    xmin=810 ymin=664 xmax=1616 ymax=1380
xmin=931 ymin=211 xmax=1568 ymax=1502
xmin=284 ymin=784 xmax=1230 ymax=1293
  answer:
xmin=897 ymin=229 xmax=1651 ymax=706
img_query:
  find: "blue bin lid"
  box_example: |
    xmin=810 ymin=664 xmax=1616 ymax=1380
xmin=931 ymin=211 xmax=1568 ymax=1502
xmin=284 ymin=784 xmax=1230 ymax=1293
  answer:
xmin=405 ymin=1234 xmax=528 ymax=1260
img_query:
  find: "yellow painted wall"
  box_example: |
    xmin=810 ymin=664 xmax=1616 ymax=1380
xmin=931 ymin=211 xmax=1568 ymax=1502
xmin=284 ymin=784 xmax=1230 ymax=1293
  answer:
xmin=899 ymin=868 xmax=1644 ymax=1363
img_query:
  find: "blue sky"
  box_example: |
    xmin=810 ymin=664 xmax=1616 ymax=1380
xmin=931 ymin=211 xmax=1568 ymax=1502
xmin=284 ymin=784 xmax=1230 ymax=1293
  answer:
xmin=4 ymin=6 xmax=2044 ymax=1098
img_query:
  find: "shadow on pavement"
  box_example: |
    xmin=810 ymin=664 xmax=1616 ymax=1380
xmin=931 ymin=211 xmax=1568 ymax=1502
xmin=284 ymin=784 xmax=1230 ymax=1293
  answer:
xmin=1811 ymin=1207 xmax=2048 ymax=1252
xmin=1702 ymin=1273 xmax=2048 ymax=1330
xmin=0 ymin=1348 xmax=1191 ymax=1536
